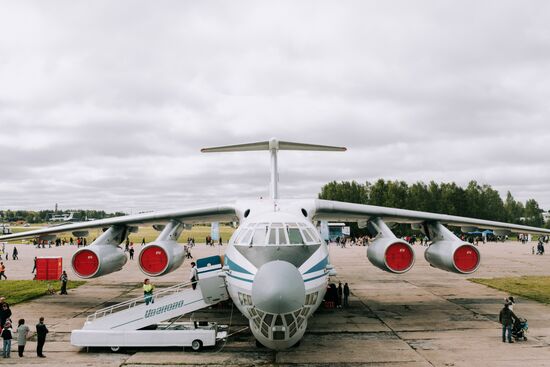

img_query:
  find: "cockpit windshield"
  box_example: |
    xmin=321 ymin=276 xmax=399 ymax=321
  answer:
xmin=232 ymin=222 xmax=321 ymax=246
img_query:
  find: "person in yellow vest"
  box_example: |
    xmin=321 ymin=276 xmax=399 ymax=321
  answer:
xmin=143 ymin=279 xmax=154 ymax=305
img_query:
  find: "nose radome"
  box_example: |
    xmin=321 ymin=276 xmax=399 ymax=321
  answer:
xmin=252 ymin=260 xmax=306 ymax=314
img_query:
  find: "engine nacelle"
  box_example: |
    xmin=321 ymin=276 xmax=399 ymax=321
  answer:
xmin=71 ymin=225 xmax=128 ymax=278
xmin=367 ymin=238 xmax=415 ymax=274
xmin=424 ymin=240 xmax=480 ymax=274
xmin=72 ymin=244 xmax=127 ymax=278
xmin=139 ymin=240 xmax=185 ymax=276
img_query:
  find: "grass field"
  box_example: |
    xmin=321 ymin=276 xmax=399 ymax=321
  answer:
xmin=10 ymin=224 xmax=236 ymax=244
xmin=0 ymin=280 xmax=86 ymax=305
xmin=469 ymin=276 xmax=550 ymax=304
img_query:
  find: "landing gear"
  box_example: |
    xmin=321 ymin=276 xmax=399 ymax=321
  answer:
xmin=110 ymin=346 xmax=120 ymax=352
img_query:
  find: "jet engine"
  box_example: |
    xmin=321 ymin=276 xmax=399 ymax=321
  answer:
xmin=424 ymin=240 xmax=480 ymax=274
xmin=139 ymin=220 xmax=186 ymax=277
xmin=424 ymin=222 xmax=480 ymax=274
xmin=367 ymin=238 xmax=415 ymax=273
xmin=71 ymin=226 xmax=128 ymax=278
xmin=366 ymin=218 xmax=415 ymax=274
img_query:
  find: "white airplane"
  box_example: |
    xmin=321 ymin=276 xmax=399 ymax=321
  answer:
xmin=49 ymin=212 xmax=75 ymax=222
xmin=2 ymin=138 xmax=550 ymax=350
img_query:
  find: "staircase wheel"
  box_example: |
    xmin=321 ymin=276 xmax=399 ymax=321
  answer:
xmin=110 ymin=346 xmax=120 ymax=352
xmin=191 ymin=339 xmax=202 ymax=351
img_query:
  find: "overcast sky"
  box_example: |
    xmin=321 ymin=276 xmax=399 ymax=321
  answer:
xmin=1 ymin=1 xmax=549 ymax=213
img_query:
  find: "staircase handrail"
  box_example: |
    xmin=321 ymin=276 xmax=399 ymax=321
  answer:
xmin=86 ymin=281 xmax=194 ymax=323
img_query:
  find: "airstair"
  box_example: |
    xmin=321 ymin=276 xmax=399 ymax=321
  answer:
xmin=72 ymin=256 xmax=230 ymax=350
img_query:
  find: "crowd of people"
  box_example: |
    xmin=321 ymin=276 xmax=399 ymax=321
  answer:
xmin=323 ymin=281 xmax=350 ymax=308
xmin=0 ymin=297 xmax=49 ymax=358
xmin=31 ymin=237 xmax=88 ymax=248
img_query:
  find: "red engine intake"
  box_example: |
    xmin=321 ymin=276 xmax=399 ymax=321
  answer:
xmin=72 ymin=245 xmax=127 ymax=278
xmin=138 ymin=241 xmax=185 ymax=277
xmin=367 ymin=238 xmax=415 ymax=273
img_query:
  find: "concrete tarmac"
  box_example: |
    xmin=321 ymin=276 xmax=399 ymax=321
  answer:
xmin=1 ymin=240 xmax=550 ymax=366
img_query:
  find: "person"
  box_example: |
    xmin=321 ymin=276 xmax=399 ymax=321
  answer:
xmin=0 ymin=262 xmax=6 ymax=280
xmin=189 ymin=262 xmax=198 ymax=290
xmin=343 ymin=282 xmax=350 ymax=307
xmin=499 ymin=303 xmax=518 ymax=343
xmin=141 ymin=237 xmax=146 ymax=246
xmin=35 ymin=317 xmax=48 ymax=357
xmin=0 ymin=302 xmax=11 ymax=328
xmin=506 ymin=296 xmax=515 ymax=311
xmin=185 ymin=246 xmax=193 ymax=259
xmin=16 ymin=319 xmax=29 ymax=357
xmin=59 ymin=270 xmax=68 ymax=295
xmin=129 ymin=246 xmax=134 ymax=260
xmin=143 ymin=279 xmax=154 ymax=305
xmin=11 ymin=247 xmax=17 ymax=260
xmin=337 ymin=282 xmax=343 ymax=308
xmin=31 ymin=257 xmax=37 ymax=274
xmin=1 ymin=320 xmax=13 ymax=358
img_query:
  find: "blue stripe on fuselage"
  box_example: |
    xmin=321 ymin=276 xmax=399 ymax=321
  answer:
xmin=225 ymin=256 xmax=253 ymax=275
xmin=304 ymin=256 xmax=328 ymax=274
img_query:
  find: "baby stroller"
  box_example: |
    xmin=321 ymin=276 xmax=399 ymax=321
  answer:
xmin=512 ymin=317 xmax=528 ymax=341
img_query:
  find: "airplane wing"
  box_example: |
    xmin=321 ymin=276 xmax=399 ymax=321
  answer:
xmin=0 ymin=204 xmax=239 ymax=241
xmin=313 ymin=199 xmax=550 ymax=235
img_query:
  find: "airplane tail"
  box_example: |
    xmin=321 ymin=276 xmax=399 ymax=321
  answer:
xmin=201 ymin=138 xmax=346 ymax=200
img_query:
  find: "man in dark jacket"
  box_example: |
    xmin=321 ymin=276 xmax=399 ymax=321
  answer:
xmin=343 ymin=283 xmax=350 ymax=307
xmin=36 ymin=317 xmax=48 ymax=357
xmin=499 ymin=304 xmax=518 ymax=343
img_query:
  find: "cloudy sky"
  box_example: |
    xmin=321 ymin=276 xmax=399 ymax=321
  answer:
xmin=1 ymin=1 xmax=549 ymax=212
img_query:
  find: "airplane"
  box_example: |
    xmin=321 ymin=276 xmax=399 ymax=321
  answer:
xmin=2 ymin=137 xmax=550 ymax=350
xmin=49 ymin=212 xmax=76 ymax=222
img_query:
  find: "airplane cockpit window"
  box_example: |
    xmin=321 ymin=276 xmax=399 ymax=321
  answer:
xmin=241 ymin=229 xmax=254 ymax=245
xmin=301 ymin=229 xmax=314 ymax=243
xmin=287 ymin=227 xmax=304 ymax=244
xmin=268 ymin=228 xmax=277 ymax=245
xmin=234 ymin=222 xmax=321 ymax=245
xmin=252 ymin=226 xmax=268 ymax=245
xmin=278 ymin=228 xmax=288 ymax=244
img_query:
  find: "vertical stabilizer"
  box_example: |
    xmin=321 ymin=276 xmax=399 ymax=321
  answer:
xmin=201 ymin=138 xmax=346 ymax=200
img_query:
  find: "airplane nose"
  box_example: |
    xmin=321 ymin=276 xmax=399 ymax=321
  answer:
xmin=252 ymin=260 xmax=306 ymax=314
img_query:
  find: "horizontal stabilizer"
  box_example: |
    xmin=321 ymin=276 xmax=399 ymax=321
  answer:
xmin=201 ymin=138 xmax=346 ymax=153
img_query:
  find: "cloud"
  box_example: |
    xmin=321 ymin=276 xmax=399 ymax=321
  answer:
xmin=1 ymin=1 xmax=550 ymax=212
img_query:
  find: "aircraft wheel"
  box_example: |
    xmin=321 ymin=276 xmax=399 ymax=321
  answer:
xmin=191 ymin=339 xmax=202 ymax=351
xmin=110 ymin=346 xmax=120 ymax=352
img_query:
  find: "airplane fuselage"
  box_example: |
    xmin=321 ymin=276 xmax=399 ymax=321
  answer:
xmin=224 ymin=199 xmax=330 ymax=349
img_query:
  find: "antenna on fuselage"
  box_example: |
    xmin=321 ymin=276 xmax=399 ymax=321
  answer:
xmin=201 ymin=138 xmax=346 ymax=200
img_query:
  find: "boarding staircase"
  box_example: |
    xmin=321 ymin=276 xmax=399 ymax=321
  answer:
xmin=81 ymin=256 xmax=228 ymax=331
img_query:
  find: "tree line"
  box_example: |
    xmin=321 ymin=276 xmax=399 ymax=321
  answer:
xmin=318 ymin=180 xmax=549 ymax=231
xmin=0 ymin=209 xmax=127 ymax=224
